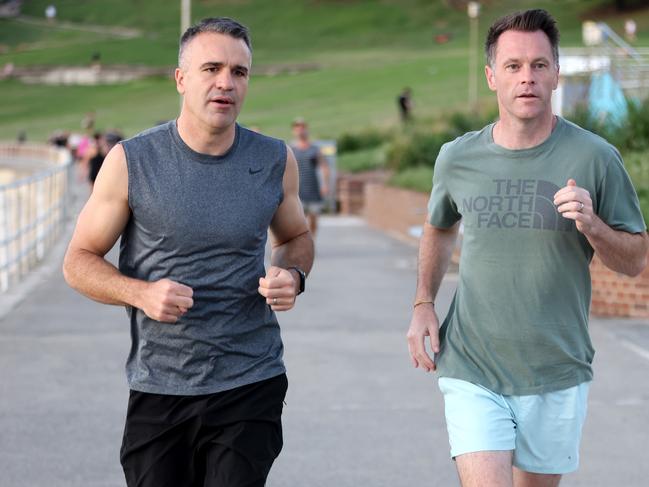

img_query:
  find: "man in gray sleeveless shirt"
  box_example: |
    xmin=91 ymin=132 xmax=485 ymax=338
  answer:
xmin=63 ymin=17 xmax=313 ymax=487
xmin=290 ymin=117 xmax=330 ymax=237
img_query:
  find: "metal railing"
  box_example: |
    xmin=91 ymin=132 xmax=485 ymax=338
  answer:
xmin=560 ymin=47 xmax=649 ymax=101
xmin=0 ymin=144 xmax=73 ymax=292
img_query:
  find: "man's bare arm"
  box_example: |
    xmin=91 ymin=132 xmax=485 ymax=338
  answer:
xmin=62 ymin=145 xmax=193 ymax=323
xmin=318 ymin=151 xmax=330 ymax=197
xmin=258 ymin=146 xmax=314 ymax=311
xmin=406 ymin=221 xmax=460 ymax=372
xmin=555 ymin=179 xmax=648 ymax=276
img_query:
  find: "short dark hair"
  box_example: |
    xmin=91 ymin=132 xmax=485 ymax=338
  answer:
xmin=178 ymin=17 xmax=252 ymax=68
xmin=485 ymin=9 xmax=559 ymax=68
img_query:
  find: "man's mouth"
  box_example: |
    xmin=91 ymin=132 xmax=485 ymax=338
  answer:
xmin=210 ymin=97 xmax=234 ymax=105
xmin=517 ymin=93 xmax=537 ymax=99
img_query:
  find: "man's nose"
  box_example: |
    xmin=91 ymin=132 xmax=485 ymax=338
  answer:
xmin=216 ymin=70 xmax=234 ymax=91
xmin=520 ymin=64 xmax=536 ymax=84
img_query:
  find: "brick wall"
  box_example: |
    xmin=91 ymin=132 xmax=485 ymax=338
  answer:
xmin=337 ymin=171 xmax=390 ymax=215
xmin=364 ymin=182 xmax=429 ymax=242
xmin=590 ymin=255 xmax=649 ymax=318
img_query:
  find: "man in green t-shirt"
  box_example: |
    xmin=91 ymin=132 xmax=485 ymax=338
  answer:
xmin=406 ymin=9 xmax=648 ymax=487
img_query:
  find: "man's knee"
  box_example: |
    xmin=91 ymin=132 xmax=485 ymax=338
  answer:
xmin=513 ymin=467 xmax=562 ymax=487
xmin=455 ymin=450 xmax=513 ymax=487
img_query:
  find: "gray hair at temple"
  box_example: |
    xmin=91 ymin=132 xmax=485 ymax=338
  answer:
xmin=178 ymin=17 xmax=252 ymax=69
xmin=485 ymin=9 xmax=560 ymax=69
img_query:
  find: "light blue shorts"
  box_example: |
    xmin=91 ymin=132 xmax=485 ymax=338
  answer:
xmin=438 ymin=377 xmax=590 ymax=474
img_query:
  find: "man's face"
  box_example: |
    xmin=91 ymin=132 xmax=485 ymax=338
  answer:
xmin=292 ymin=122 xmax=308 ymax=139
xmin=175 ymin=32 xmax=251 ymax=132
xmin=485 ymin=30 xmax=559 ymax=123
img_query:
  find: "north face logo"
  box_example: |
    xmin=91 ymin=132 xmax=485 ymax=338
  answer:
xmin=461 ymin=179 xmax=573 ymax=231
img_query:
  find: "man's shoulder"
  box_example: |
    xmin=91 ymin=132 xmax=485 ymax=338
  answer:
xmin=122 ymin=121 xmax=172 ymax=147
xmin=239 ymin=126 xmax=288 ymax=162
xmin=241 ymin=126 xmax=283 ymax=144
xmin=438 ymin=124 xmax=492 ymax=162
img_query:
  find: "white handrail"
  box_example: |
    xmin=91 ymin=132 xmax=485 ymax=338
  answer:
xmin=0 ymin=144 xmax=73 ymax=292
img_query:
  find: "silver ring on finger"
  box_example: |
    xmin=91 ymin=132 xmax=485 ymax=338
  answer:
xmin=273 ymin=297 xmax=278 ymax=305
xmin=578 ymin=201 xmax=584 ymax=212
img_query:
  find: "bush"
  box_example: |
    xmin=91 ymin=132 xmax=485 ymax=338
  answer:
xmin=337 ymin=146 xmax=386 ymax=173
xmin=388 ymin=165 xmax=434 ymax=193
xmin=386 ymin=131 xmax=453 ymax=171
xmin=625 ymin=151 xmax=649 ymax=223
xmin=566 ymin=98 xmax=649 ymax=152
xmin=623 ymin=98 xmax=649 ymax=152
xmin=446 ymin=109 xmax=498 ymax=138
xmin=336 ymin=129 xmax=386 ymax=154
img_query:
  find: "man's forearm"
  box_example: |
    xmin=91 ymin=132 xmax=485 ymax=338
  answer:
xmin=271 ymin=231 xmax=315 ymax=275
xmin=586 ymin=217 xmax=648 ymax=276
xmin=415 ymin=222 xmax=460 ymax=301
xmin=415 ymin=222 xmax=460 ymax=302
xmin=63 ymin=248 xmax=146 ymax=308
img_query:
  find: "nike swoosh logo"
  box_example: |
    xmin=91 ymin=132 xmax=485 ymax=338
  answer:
xmin=249 ymin=167 xmax=263 ymax=174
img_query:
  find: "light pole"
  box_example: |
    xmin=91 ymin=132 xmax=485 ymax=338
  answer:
xmin=180 ymin=0 xmax=191 ymax=108
xmin=181 ymin=0 xmax=191 ymax=35
xmin=467 ymin=1 xmax=481 ymax=113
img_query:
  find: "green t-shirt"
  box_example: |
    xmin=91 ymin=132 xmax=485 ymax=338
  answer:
xmin=428 ymin=117 xmax=646 ymax=395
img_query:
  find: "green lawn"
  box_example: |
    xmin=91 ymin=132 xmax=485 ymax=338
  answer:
xmin=2 ymin=0 xmax=649 ymax=143
xmin=0 ymin=45 xmax=498 ymax=141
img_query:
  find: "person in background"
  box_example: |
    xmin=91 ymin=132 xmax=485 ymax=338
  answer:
xmin=397 ymin=87 xmax=412 ymax=124
xmin=290 ymin=117 xmax=330 ymax=237
xmin=86 ymin=131 xmax=123 ymax=189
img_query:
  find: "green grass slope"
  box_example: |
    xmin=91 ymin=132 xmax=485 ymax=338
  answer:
xmin=1 ymin=0 xmax=648 ymax=141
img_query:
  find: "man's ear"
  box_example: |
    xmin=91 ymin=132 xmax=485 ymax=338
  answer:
xmin=175 ymin=68 xmax=185 ymax=95
xmin=485 ymin=64 xmax=497 ymax=92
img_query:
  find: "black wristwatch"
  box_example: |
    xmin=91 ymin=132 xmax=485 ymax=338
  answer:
xmin=288 ymin=266 xmax=306 ymax=295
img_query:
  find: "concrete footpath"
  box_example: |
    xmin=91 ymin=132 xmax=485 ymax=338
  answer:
xmin=1 ymin=209 xmax=648 ymax=486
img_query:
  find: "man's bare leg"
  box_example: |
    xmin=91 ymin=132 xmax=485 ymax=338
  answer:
xmin=513 ymin=467 xmax=561 ymax=487
xmin=456 ymin=451 xmax=513 ymax=487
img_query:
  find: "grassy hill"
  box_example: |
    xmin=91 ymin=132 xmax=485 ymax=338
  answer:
xmin=1 ymin=0 xmax=649 ymax=141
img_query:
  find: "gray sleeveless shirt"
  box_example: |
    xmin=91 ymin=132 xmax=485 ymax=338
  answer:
xmin=291 ymin=143 xmax=322 ymax=203
xmin=119 ymin=121 xmax=287 ymax=395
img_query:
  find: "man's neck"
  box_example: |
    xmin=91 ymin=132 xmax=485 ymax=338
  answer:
xmin=176 ymin=113 xmax=236 ymax=156
xmin=294 ymin=137 xmax=311 ymax=149
xmin=492 ymin=113 xmax=557 ymax=150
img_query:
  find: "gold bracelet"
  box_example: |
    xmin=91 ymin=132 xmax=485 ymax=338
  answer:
xmin=413 ymin=299 xmax=434 ymax=308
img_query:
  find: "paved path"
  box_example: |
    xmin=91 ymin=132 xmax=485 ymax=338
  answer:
xmin=1 ymin=209 xmax=648 ymax=486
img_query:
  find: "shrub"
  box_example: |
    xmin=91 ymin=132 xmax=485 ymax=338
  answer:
xmin=386 ymin=131 xmax=454 ymax=171
xmin=623 ymin=98 xmax=649 ymax=152
xmin=566 ymin=98 xmax=649 ymax=152
xmin=625 ymin=151 xmax=649 ymax=223
xmin=336 ymin=129 xmax=386 ymax=154
xmin=388 ymin=165 xmax=434 ymax=193
xmin=337 ymin=146 xmax=386 ymax=173
xmin=447 ymin=109 xmax=498 ymax=138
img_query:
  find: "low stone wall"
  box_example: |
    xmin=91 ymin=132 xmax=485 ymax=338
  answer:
xmin=362 ymin=181 xmax=649 ymax=318
xmin=336 ymin=171 xmax=390 ymax=215
xmin=590 ymin=255 xmax=649 ymax=318
xmin=364 ymin=182 xmax=428 ymax=242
